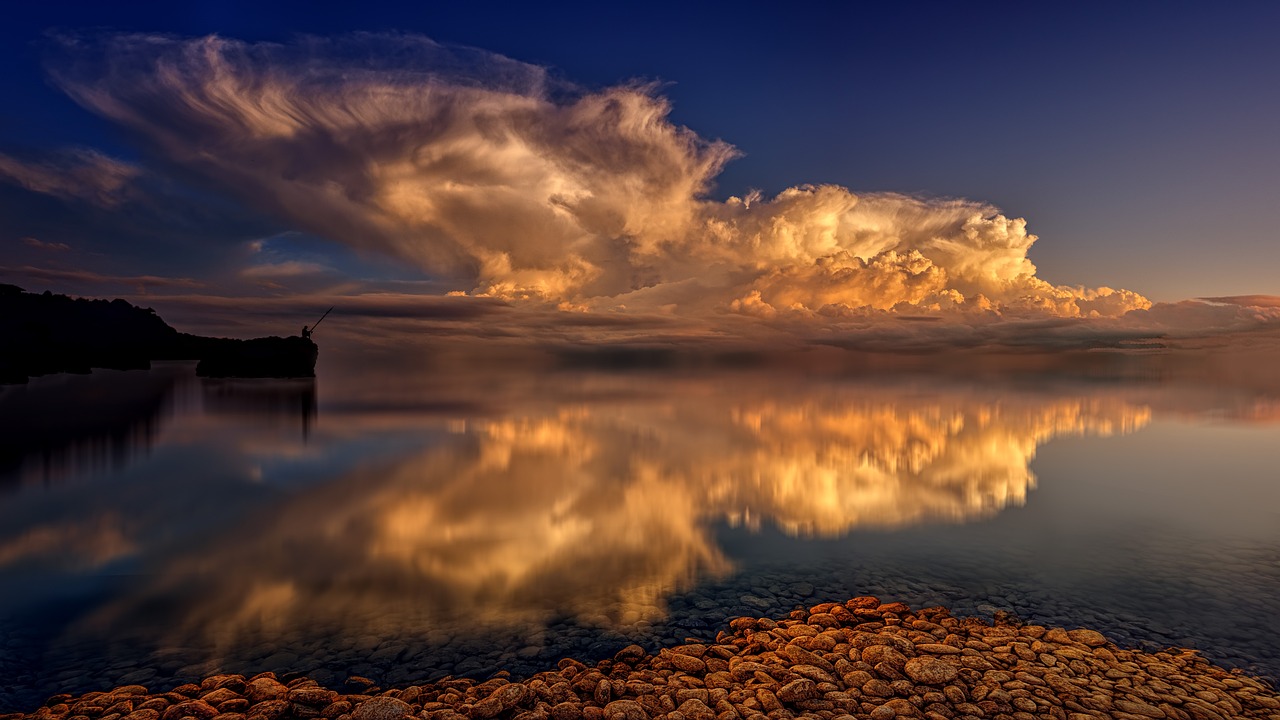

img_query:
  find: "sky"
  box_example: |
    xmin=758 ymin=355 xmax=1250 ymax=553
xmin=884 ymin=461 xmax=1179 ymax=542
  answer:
xmin=2 ymin=1 xmax=1279 ymax=348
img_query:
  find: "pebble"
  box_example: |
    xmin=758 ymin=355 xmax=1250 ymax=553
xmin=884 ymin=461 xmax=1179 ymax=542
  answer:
xmin=351 ymin=697 xmax=412 ymax=720
xmin=902 ymin=656 xmax=957 ymax=685
xmin=6 ymin=598 xmax=1279 ymax=720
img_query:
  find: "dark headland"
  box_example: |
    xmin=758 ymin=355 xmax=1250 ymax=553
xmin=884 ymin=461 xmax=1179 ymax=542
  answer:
xmin=0 ymin=285 xmax=317 ymax=384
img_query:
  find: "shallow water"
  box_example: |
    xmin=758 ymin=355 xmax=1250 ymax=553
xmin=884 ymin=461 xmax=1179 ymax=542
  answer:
xmin=1 ymin=352 xmax=1278 ymax=710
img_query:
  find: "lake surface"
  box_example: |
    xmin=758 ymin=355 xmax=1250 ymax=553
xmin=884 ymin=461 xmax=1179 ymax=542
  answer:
xmin=2 ymin=349 xmax=1278 ymax=710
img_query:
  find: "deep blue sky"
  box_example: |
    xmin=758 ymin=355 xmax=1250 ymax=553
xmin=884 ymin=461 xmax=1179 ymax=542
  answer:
xmin=2 ymin=0 xmax=1279 ymax=301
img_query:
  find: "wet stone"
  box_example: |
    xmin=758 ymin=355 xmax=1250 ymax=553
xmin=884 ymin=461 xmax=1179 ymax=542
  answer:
xmin=550 ymin=703 xmax=581 ymax=720
xmin=244 ymin=701 xmax=288 ymax=720
xmin=602 ymin=701 xmax=646 ymax=720
xmin=903 ymin=657 xmax=958 ymax=685
xmin=259 ymin=654 xmax=299 ymax=671
xmin=352 ymin=698 xmax=412 ymax=720
xmin=1068 ymin=629 xmax=1108 ymax=647
xmin=244 ymin=680 xmax=287 ymax=706
xmin=675 ymin=699 xmax=714 ymax=720
xmin=775 ymin=680 xmax=817 ymax=703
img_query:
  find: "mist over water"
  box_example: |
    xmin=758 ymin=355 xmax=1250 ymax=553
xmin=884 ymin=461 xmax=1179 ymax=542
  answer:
xmin=1 ymin=349 xmax=1278 ymax=711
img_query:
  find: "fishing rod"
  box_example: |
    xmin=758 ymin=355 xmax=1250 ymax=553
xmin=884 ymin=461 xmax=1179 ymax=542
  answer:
xmin=302 ymin=306 xmax=334 ymax=339
xmin=311 ymin=306 xmax=334 ymax=331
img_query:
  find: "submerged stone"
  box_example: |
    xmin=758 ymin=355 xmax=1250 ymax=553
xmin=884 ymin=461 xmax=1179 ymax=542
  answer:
xmin=351 ymin=697 xmax=412 ymax=720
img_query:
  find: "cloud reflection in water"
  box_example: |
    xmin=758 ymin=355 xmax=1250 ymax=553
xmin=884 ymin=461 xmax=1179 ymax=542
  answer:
xmin=78 ymin=375 xmax=1150 ymax=662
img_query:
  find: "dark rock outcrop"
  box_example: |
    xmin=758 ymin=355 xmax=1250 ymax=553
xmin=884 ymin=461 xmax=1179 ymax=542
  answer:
xmin=192 ymin=335 xmax=318 ymax=379
xmin=0 ymin=285 xmax=317 ymax=383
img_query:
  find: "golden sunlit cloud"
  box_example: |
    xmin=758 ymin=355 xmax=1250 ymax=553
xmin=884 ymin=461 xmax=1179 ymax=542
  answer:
xmin=47 ymin=33 xmax=1159 ymax=323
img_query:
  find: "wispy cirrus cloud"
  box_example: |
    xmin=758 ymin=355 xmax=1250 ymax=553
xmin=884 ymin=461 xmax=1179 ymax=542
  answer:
xmin=0 ymin=264 xmax=204 ymax=293
xmin=0 ymin=149 xmax=140 ymax=207
xmin=21 ymin=237 xmax=71 ymax=252
xmin=1199 ymin=295 xmax=1280 ymax=308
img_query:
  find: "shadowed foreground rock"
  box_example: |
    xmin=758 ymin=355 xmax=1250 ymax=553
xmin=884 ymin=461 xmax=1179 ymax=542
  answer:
xmin=8 ymin=598 xmax=1279 ymax=720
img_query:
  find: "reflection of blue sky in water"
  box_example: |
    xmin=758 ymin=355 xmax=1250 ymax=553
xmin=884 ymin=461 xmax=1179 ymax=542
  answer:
xmin=0 ymin=362 xmax=1278 ymax=707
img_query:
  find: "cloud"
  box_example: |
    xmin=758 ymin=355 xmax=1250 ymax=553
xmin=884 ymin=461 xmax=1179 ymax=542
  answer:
xmin=1126 ymin=300 xmax=1280 ymax=335
xmin=79 ymin=376 xmax=1149 ymax=652
xmin=47 ymin=33 xmax=1158 ymax=325
xmin=0 ymin=264 xmax=205 ymax=293
xmin=21 ymin=237 xmax=71 ymax=252
xmin=0 ymin=149 xmax=140 ymax=207
xmin=1199 ymin=295 xmax=1280 ymax=309
xmin=0 ymin=514 xmax=136 ymax=570
xmin=239 ymin=260 xmax=333 ymax=279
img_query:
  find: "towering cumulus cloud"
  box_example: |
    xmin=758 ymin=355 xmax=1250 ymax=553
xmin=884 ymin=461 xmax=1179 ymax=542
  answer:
xmin=51 ymin=33 xmax=1150 ymax=319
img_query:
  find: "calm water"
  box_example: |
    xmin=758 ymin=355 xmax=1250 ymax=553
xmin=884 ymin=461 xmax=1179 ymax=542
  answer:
xmin=2 ymin=351 xmax=1279 ymax=710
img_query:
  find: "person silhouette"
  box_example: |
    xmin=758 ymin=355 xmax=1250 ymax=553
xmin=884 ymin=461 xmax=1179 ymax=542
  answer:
xmin=302 ymin=325 xmax=311 ymax=339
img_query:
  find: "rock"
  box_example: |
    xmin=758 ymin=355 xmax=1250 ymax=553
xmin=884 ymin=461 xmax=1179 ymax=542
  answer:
xmin=675 ymin=699 xmax=714 ymax=720
xmin=593 ymin=679 xmax=612 ymax=705
xmin=289 ymin=688 xmax=337 ymax=707
xmin=615 ymin=646 xmax=647 ymax=663
xmin=1067 ymin=629 xmax=1107 ymax=647
xmin=202 ymin=677 xmax=247 ymax=694
xmin=775 ymin=680 xmax=817 ymax=703
xmin=1044 ymin=629 xmax=1073 ymax=644
xmin=903 ymin=657 xmax=958 ymax=685
xmin=861 ymin=680 xmax=894 ymax=698
xmin=321 ymin=702 xmax=352 ymax=718
xmin=367 ymin=645 xmax=406 ymax=663
xmin=161 ymin=702 xmax=217 ymax=720
xmin=669 ymin=690 xmax=703 ymax=705
xmin=789 ymin=664 xmax=834 ymax=684
xmin=914 ymin=643 xmax=960 ymax=655
xmin=667 ymin=653 xmax=706 ymax=674
xmin=244 ymin=680 xmax=287 ymax=705
xmin=550 ymin=703 xmax=581 ymax=720
xmin=198 ymin=690 xmax=240 ymax=707
xmin=489 ymin=684 xmax=528 ymax=711
xmin=244 ymin=701 xmax=289 ymax=720
xmin=352 ymin=698 xmax=412 ymax=720
xmin=868 ymin=705 xmax=895 ymax=720
xmin=603 ymin=701 xmax=647 ymax=720
xmin=861 ymin=646 xmax=907 ymax=670
xmin=1113 ymin=699 xmax=1166 ymax=718
xmin=259 ymin=653 xmax=299 ymax=670
xmin=468 ymin=697 xmax=503 ymax=719
xmin=781 ymin=646 xmax=833 ymax=672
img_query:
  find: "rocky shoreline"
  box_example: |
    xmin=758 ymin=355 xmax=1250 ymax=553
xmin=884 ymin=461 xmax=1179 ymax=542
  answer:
xmin=7 ymin=598 xmax=1278 ymax=720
